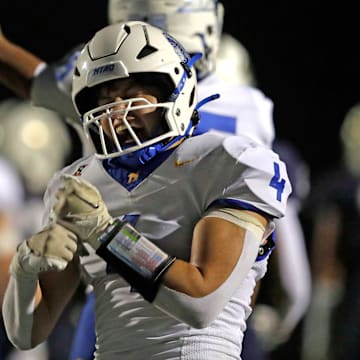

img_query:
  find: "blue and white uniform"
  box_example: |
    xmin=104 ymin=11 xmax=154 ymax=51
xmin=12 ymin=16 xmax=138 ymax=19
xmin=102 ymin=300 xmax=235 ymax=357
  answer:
xmin=30 ymin=47 xmax=283 ymax=360
xmin=196 ymin=74 xmax=275 ymax=148
xmin=43 ymin=132 xmax=291 ymax=360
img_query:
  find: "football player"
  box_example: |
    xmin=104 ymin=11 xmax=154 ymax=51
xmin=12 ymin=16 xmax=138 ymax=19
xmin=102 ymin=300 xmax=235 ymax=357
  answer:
xmin=2 ymin=21 xmax=291 ymax=359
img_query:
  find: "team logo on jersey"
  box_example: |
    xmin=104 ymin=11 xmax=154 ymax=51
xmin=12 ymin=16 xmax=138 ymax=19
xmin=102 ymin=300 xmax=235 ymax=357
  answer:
xmin=73 ymin=164 xmax=88 ymax=177
xmin=128 ymin=172 xmax=139 ymax=184
xmin=174 ymin=157 xmax=197 ymax=167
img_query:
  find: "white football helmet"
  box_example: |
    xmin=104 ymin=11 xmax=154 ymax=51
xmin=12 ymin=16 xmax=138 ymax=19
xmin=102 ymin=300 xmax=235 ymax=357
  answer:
xmin=72 ymin=21 xmax=199 ymax=160
xmin=108 ymin=0 xmax=224 ymax=80
xmin=215 ymin=33 xmax=256 ymax=86
xmin=0 ymin=98 xmax=71 ymax=194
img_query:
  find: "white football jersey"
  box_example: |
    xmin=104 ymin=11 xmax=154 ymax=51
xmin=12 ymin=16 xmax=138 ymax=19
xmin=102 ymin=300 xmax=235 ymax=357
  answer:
xmin=42 ymin=132 xmax=291 ymax=359
xmin=196 ymin=73 xmax=275 ymax=148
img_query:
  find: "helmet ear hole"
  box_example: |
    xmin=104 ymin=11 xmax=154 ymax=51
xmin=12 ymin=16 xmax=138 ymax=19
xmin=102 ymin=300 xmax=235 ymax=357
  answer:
xmin=74 ymin=66 xmax=80 ymax=77
xmin=189 ymin=87 xmax=196 ymax=107
xmin=137 ymin=45 xmax=158 ymax=59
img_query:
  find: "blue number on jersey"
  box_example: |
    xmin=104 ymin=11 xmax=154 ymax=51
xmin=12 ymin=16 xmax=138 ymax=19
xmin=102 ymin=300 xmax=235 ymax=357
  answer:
xmin=270 ymin=162 xmax=286 ymax=201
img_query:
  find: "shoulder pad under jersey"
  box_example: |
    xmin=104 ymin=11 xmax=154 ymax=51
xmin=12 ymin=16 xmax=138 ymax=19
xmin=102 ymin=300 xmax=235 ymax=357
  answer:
xmin=176 ymin=132 xmax=226 ymax=162
xmin=223 ymin=136 xmax=292 ymax=217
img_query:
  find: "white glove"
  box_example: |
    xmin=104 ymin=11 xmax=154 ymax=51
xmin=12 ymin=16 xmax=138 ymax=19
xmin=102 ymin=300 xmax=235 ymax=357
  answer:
xmin=51 ymin=175 xmax=113 ymax=250
xmin=11 ymin=223 xmax=78 ymax=275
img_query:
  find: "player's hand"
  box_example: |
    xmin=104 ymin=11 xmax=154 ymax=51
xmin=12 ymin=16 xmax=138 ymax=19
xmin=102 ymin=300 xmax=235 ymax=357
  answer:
xmin=51 ymin=175 xmax=113 ymax=250
xmin=13 ymin=223 xmax=78 ymax=275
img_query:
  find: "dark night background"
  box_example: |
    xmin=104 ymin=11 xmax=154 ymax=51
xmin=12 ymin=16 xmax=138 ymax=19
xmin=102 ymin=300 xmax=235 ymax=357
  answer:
xmin=0 ymin=2 xmax=358 ymax=359
xmin=0 ymin=1 xmax=359 ymax=181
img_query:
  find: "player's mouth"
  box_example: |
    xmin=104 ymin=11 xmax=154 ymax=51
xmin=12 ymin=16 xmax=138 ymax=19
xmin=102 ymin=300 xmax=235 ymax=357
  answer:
xmin=113 ymin=116 xmax=134 ymax=134
xmin=112 ymin=117 xmax=145 ymax=144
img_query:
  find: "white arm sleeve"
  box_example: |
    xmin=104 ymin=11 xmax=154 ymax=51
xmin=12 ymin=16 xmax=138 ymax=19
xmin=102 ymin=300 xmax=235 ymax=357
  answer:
xmin=153 ymin=209 xmax=266 ymax=328
xmin=1 ymin=252 xmax=38 ymax=350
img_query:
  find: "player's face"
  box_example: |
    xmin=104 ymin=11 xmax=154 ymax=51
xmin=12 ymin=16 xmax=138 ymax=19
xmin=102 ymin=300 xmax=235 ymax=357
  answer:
xmin=96 ymin=78 xmax=165 ymax=146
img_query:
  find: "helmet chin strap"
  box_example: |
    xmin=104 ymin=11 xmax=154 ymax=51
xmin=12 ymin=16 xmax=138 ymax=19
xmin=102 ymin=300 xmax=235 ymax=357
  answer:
xmin=111 ymin=148 xmax=151 ymax=170
xmin=138 ymin=144 xmax=163 ymax=164
xmin=138 ymin=133 xmax=187 ymax=165
xmin=111 ymin=139 xmax=180 ymax=170
xmin=196 ymin=93 xmax=220 ymax=110
xmin=133 ymin=91 xmax=221 ymax=166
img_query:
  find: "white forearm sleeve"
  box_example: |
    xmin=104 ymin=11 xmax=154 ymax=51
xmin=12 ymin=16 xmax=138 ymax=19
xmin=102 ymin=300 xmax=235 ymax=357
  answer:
xmin=153 ymin=209 xmax=266 ymax=328
xmin=2 ymin=253 xmax=38 ymax=350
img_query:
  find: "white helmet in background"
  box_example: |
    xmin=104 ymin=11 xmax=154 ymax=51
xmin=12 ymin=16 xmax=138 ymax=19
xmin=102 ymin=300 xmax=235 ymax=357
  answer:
xmin=215 ymin=33 xmax=256 ymax=86
xmin=340 ymin=103 xmax=360 ymax=176
xmin=72 ymin=21 xmax=199 ymax=160
xmin=0 ymin=99 xmax=71 ymax=194
xmin=211 ymin=31 xmax=275 ymax=148
xmin=108 ymin=0 xmax=224 ymax=80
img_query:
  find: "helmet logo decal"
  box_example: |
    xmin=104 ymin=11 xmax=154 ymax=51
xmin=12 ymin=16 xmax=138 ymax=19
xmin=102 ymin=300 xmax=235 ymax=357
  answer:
xmin=92 ymin=64 xmax=115 ymax=76
xmin=164 ymin=32 xmax=190 ymax=64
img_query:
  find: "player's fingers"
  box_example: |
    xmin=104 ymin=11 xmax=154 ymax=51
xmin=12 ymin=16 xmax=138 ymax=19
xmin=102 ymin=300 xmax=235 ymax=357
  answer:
xmin=53 ymin=189 xmax=69 ymax=215
xmin=61 ymin=174 xmax=102 ymax=204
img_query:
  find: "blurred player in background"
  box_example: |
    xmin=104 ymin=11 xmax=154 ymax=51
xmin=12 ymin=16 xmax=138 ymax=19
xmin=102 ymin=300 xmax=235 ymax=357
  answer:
xmin=0 ymin=98 xmax=86 ymax=360
xmin=302 ymin=103 xmax=360 ymax=360
xmin=0 ymin=156 xmax=48 ymax=360
xmin=212 ymin=26 xmax=311 ymax=360
xmin=0 ymin=157 xmax=24 ymax=360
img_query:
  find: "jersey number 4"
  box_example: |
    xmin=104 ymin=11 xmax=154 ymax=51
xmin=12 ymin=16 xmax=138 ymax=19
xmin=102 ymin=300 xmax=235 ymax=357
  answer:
xmin=270 ymin=162 xmax=286 ymax=202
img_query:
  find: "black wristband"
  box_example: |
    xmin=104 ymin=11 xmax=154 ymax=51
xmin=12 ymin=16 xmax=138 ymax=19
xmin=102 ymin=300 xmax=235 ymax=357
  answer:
xmin=96 ymin=219 xmax=176 ymax=302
